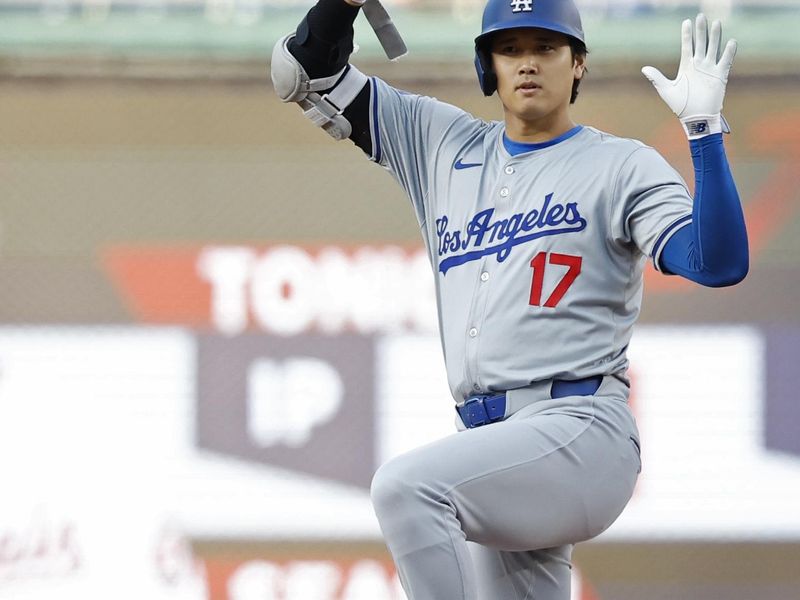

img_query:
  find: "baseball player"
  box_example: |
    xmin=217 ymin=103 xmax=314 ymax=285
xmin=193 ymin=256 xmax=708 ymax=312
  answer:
xmin=271 ymin=0 xmax=749 ymax=598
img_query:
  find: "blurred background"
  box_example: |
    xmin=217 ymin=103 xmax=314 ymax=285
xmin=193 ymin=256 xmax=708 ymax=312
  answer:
xmin=1 ymin=0 xmax=799 ymax=598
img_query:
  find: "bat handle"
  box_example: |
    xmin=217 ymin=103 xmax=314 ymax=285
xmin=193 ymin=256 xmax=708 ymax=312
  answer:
xmin=362 ymin=0 xmax=408 ymax=61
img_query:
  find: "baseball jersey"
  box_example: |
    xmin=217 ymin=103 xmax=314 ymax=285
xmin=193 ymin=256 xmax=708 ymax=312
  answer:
xmin=367 ymin=78 xmax=693 ymax=402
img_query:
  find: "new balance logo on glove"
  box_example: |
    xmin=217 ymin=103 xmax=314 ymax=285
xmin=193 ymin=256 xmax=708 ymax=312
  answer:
xmin=687 ymin=121 xmax=709 ymax=135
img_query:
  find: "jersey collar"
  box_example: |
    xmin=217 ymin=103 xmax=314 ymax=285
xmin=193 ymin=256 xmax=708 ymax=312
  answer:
xmin=502 ymin=125 xmax=584 ymax=157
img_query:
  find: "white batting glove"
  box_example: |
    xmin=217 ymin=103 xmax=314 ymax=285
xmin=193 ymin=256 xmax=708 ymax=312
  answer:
xmin=642 ymin=14 xmax=737 ymax=140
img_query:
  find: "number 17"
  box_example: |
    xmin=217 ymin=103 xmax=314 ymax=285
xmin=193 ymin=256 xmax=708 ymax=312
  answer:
xmin=529 ymin=252 xmax=583 ymax=308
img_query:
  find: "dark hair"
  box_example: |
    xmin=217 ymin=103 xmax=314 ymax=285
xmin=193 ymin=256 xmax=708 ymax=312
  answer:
xmin=569 ymin=38 xmax=588 ymax=104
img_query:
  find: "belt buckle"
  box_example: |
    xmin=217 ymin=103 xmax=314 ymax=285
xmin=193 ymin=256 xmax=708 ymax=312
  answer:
xmin=460 ymin=393 xmax=506 ymax=429
xmin=462 ymin=395 xmax=491 ymax=428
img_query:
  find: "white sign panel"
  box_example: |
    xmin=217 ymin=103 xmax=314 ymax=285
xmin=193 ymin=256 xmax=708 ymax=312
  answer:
xmin=0 ymin=328 xmax=207 ymax=600
xmin=0 ymin=323 xmax=797 ymax=600
xmin=607 ymin=326 xmax=800 ymax=540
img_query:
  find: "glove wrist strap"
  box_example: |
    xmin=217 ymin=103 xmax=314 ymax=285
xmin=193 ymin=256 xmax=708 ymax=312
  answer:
xmin=680 ymin=114 xmax=731 ymax=140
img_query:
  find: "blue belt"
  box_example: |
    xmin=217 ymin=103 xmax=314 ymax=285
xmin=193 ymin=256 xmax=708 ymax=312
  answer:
xmin=456 ymin=376 xmax=603 ymax=429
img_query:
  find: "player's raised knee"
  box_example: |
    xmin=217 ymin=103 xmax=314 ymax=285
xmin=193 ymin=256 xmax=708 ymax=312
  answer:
xmin=370 ymin=454 xmax=431 ymax=516
xmin=370 ymin=459 xmax=409 ymax=515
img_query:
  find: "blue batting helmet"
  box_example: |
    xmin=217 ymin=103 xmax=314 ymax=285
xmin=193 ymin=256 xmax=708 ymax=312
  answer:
xmin=474 ymin=0 xmax=585 ymax=96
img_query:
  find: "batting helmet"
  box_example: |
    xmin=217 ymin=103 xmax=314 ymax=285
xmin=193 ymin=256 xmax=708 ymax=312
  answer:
xmin=474 ymin=0 xmax=585 ymax=96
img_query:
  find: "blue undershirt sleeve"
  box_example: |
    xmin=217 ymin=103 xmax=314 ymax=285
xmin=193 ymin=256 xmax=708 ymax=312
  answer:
xmin=658 ymin=133 xmax=749 ymax=287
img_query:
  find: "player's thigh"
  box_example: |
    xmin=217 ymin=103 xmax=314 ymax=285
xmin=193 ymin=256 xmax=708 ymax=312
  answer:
xmin=468 ymin=542 xmax=573 ymax=600
xmin=455 ymin=401 xmax=638 ymax=550
xmin=371 ymin=396 xmax=639 ymax=550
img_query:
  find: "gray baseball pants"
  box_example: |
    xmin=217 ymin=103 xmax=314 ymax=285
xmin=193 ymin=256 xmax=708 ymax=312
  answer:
xmin=370 ymin=375 xmax=641 ymax=600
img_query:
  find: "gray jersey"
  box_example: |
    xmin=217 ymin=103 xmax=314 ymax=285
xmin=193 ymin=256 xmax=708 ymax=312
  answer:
xmin=367 ymin=77 xmax=693 ymax=401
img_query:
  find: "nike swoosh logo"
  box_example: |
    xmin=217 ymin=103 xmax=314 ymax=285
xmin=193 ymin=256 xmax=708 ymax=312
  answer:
xmin=454 ymin=158 xmax=483 ymax=170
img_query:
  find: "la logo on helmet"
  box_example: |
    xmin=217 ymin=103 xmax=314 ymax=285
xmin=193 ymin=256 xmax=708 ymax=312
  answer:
xmin=510 ymin=0 xmax=533 ymax=12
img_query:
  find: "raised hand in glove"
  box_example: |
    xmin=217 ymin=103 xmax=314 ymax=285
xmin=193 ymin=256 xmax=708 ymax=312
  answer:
xmin=642 ymin=14 xmax=737 ymax=139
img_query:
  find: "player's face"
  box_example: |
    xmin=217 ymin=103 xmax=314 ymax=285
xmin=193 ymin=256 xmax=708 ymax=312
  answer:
xmin=490 ymin=28 xmax=585 ymax=129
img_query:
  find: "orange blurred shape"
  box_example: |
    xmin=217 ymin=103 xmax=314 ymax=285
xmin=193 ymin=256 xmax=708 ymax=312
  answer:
xmin=748 ymin=111 xmax=800 ymax=155
xmin=102 ymin=245 xmax=211 ymax=326
xmin=573 ymin=566 xmax=602 ymax=600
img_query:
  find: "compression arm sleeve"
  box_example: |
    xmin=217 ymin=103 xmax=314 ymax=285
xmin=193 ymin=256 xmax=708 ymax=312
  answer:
xmin=287 ymin=0 xmax=373 ymax=153
xmin=658 ymin=134 xmax=749 ymax=287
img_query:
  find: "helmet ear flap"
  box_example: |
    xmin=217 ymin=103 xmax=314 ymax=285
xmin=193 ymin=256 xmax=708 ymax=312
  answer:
xmin=474 ymin=47 xmax=497 ymax=96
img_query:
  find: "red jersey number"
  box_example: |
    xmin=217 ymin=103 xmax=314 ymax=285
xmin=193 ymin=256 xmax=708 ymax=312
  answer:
xmin=529 ymin=252 xmax=583 ymax=308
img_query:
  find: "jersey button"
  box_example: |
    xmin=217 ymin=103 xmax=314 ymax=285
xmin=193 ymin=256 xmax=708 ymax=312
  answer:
xmin=504 ymin=166 xmax=514 ymax=175
xmin=480 ymin=272 xmax=490 ymax=282
xmin=469 ymin=327 xmax=478 ymax=338
xmin=499 ymin=187 xmax=509 ymax=198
